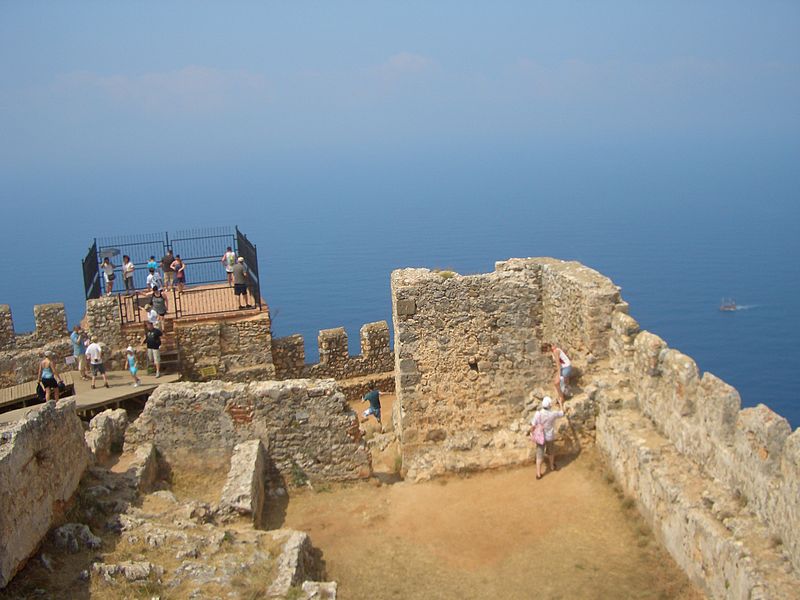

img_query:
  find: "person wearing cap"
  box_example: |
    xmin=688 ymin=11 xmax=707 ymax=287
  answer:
xmin=126 ymin=346 xmax=141 ymax=387
xmin=85 ymin=336 xmax=109 ymax=389
xmin=37 ymin=350 xmax=64 ymax=401
xmin=530 ymin=395 xmax=565 ymax=479
xmin=145 ymin=302 xmax=160 ymax=329
xmin=70 ymin=325 xmax=90 ymax=380
xmin=231 ymin=256 xmax=252 ymax=309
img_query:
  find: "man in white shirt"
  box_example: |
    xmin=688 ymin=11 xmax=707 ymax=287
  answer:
xmin=85 ymin=337 xmax=110 ymax=389
xmin=530 ymin=395 xmax=565 ymax=479
xmin=145 ymin=303 xmax=160 ymax=328
xmin=146 ymin=269 xmax=163 ymax=291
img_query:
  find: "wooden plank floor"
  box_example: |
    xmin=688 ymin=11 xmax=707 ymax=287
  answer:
xmin=117 ymin=282 xmax=264 ymax=323
xmin=0 ymin=370 xmax=181 ymax=424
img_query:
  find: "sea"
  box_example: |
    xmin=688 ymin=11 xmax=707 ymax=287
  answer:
xmin=2 ymin=141 xmax=798 ymax=428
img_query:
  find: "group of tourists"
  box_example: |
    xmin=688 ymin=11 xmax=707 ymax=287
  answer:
xmin=99 ymin=246 xmax=254 ymax=308
xmin=529 ymin=343 xmax=573 ymax=480
xmin=101 ymin=251 xmax=186 ymax=296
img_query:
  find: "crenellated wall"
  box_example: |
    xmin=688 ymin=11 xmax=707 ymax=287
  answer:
xmin=392 ymin=257 xmax=799 ymax=598
xmin=603 ymin=303 xmax=800 ymax=582
xmin=0 ymin=304 xmax=73 ymax=387
xmin=271 ymin=321 xmax=394 ymax=399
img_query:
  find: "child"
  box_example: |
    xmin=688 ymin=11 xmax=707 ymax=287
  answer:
xmin=126 ymin=346 xmax=141 ymax=387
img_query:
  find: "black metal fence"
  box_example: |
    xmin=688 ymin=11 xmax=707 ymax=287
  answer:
xmin=82 ymin=240 xmax=101 ymax=300
xmin=89 ymin=227 xmax=238 ymax=297
xmin=236 ymin=226 xmax=261 ymax=309
xmin=86 ymin=226 xmax=263 ymax=322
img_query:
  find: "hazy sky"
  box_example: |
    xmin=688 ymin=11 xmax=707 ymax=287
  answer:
xmin=1 ymin=2 xmax=799 ymax=331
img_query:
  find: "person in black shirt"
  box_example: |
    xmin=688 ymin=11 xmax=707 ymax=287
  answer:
xmin=144 ymin=321 xmax=163 ymax=378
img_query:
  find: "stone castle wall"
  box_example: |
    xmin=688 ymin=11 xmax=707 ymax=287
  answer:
xmin=0 ymin=304 xmax=73 ymax=387
xmin=271 ymin=321 xmax=394 ymax=399
xmin=124 ymin=379 xmax=371 ymax=483
xmin=602 ymin=303 xmax=800 ymax=582
xmin=0 ymin=400 xmax=89 ymax=587
xmin=174 ymin=312 xmax=276 ymax=382
xmin=390 ymin=258 xmax=620 ymax=481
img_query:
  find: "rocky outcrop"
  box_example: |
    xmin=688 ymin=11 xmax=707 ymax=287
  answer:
xmin=0 ymin=400 xmax=89 ymax=588
xmin=85 ymin=408 xmax=128 ymax=463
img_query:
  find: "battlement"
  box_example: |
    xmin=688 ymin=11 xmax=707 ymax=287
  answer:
xmin=272 ymin=321 xmax=393 ymax=382
xmin=0 ymin=303 xmax=69 ymax=351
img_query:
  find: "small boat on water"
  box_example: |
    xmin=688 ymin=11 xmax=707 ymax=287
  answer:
xmin=720 ymin=298 xmax=737 ymax=312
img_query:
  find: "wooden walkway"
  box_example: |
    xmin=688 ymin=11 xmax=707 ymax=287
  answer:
xmin=0 ymin=370 xmax=181 ymax=424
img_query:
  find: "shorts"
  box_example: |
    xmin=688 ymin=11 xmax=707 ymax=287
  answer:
xmin=164 ymin=271 xmax=174 ymax=284
xmin=535 ymin=440 xmax=554 ymax=461
xmin=234 ymin=284 xmax=248 ymax=296
xmin=363 ymin=406 xmax=381 ymax=421
xmin=147 ymin=348 xmax=161 ymax=364
xmin=41 ymin=376 xmax=58 ymax=389
xmin=560 ymin=365 xmax=572 ymax=379
xmin=90 ymin=362 xmax=106 ymax=375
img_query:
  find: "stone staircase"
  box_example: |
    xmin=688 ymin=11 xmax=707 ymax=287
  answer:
xmin=150 ymin=318 xmax=180 ymax=375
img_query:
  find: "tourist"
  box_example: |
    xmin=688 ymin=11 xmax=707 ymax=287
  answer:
xmin=146 ymin=268 xmax=163 ymax=292
xmin=37 ymin=350 xmax=64 ymax=401
xmin=122 ymin=255 xmax=135 ymax=294
xmin=221 ymin=246 xmax=237 ymax=286
xmin=85 ymin=336 xmax=109 ymax=389
xmin=150 ymin=286 xmax=168 ymax=331
xmin=126 ymin=346 xmax=141 ymax=387
xmin=144 ymin=321 xmax=163 ymax=378
xmin=70 ymin=325 xmax=89 ymax=380
xmin=144 ymin=302 xmax=160 ymax=329
xmin=161 ymin=249 xmax=175 ymax=291
xmin=101 ymin=257 xmax=116 ymax=296
xmin=530 ymin=395 xmax=565 ymax=479
xmin=147 ymin=255 xmax=159 ymax=272
xmin=232 ymin=256 xmax=251 ymax=308
xmin=171 ymin=254 xmax=186 ymax=294
xmin=361 ymin=389 xmax=382 ymax=428
xmin=544 ymin=343 xmax=572 ymax=400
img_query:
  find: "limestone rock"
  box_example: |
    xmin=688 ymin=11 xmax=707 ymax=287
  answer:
xmin=52 ymin=523 xmax=101 ymax=553
xmin=85 ymin=408 xmax=128 ymax=463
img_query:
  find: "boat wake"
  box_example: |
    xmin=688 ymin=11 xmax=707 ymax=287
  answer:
xmin=731 ymin=304 xmax=757 ymax=311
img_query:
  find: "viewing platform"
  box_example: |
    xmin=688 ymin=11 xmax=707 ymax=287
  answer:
xmin=0 ymin=370 xmax=180 ymax=424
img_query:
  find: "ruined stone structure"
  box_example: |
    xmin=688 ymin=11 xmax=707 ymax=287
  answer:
xmin=391 ymin=258 xmax=619 ymax=480
xmin=0 ymin=303 xmax=72 ymax=388
xmin=390 ymin=257 xmax=799 ymax=599
xmin=0 ymin=400 xmax=89 ymax=586
xmin=125 ymin=379 xmax=371 ymax=482
xmin=271 ymin=321 xmax=394 ymax=399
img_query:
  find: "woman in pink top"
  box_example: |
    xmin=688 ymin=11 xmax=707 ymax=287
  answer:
xmin=530 ymin=395 xmax=565 ymax=479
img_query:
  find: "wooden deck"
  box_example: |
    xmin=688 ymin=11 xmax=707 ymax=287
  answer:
xmin=0 ymin=370 xmax=181 ymax=424
xmin=117 ymin=282 xmax=264 ymax=324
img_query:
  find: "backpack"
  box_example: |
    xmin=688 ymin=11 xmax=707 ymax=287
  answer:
xmin=530 ymin=412 xmax=545 ymax=446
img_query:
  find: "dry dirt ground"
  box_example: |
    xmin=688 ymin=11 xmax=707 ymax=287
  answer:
xmin=287 ymin=394 xmax=704 ymax=600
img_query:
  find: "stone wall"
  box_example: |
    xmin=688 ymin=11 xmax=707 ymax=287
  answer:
xmin=391 ymin=258 xmax=619 ymax=481
xmin=0 ymin=400 xmax=89 ymax=588
xmin=272 ymin=321 xmax=394 ymax=391
xmin=175 ymin=312 xmax=276 ymax=382
xmin=0 ymin=304 xmax=73 ymax=387
xmin=124 ymin=379 xmax=371 ymax=482
xmin=605 ymin=303 xmax=800 ymax=578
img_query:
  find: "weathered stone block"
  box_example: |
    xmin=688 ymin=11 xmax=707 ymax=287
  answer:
xmin=219 ymin=439 xmax=267 ymax=528
xmin=85 ymin=408 xmax=128 ymax=464
xmin=734 ymin=404 xmax=791 ymax=474
xmin=0 ymin=400 xmax=89 ymax=588
xmin=396 ymin=299 xmax=417 ymax=316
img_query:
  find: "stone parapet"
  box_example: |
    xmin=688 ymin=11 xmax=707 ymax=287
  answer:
xmin=597 ymin=404 xmax=799 ymax=599
xmin=124 ymin=380 xmax=370 ymax=483
xmin=219 ymin=439 xmax=267 ymax=528
xmin=272 ymin=320 xmax=394 ymax=384
xmin=0 ymin=400 xmax=89 ymax=588
xmin=0 ymin=306 xmax=14 ymax=351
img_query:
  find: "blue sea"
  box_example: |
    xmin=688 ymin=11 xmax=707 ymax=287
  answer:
xmin=2 ymin=140 xmax=798 ymax=428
